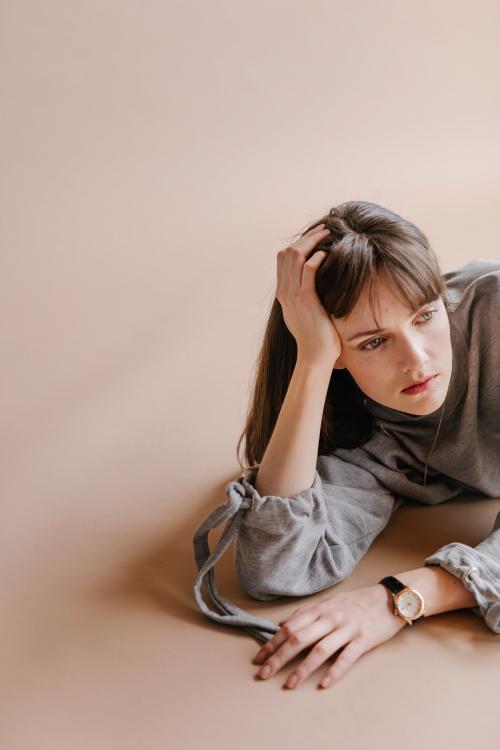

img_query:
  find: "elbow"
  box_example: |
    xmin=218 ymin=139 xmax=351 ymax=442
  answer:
xmin=234 ymin=536 xmax=290 ymax=600
xmin=235 ymin=549 xmax=294 ymax=600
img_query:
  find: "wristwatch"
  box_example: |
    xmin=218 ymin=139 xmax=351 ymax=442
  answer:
xmin=378 ymin=575 xmax=425 ymax=626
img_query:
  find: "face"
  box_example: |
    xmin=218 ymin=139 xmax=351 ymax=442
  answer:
xmin=331 ymin=270 xmax=453 ymax=416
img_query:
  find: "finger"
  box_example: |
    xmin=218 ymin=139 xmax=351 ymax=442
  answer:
xmin=295 ymin=225 xmax=330 ymax=250
xmin=279 ymin=603 xmax=308 ymax=624
xmin=257 ymin=616 xmax=332 ymax=680
xmin=283 ymin=624 xmax=355 ymax=689
xmin=253 ymin=608 xmax=320 ymax=666
xmin=304 ymin=249 xmax=328 ymax=268
xmin=319 ymin=635 xmax=366 ymax=689
xmin=280 ymin=605 xmax=321 ymax=631
xmin=255 ymin=606 xmax=320 ymax=662
xmin=299 ymin=222 xmax=326 ymax=237
xmin=301 ymin=249 xmax=328 ymax=289
xmin=253 ymin=628 xmax=288 ymax=665
xmin=287 ymin=223 xmax=327 ymax=252
xmin=282 ymin=228 xmax=330 ymax=296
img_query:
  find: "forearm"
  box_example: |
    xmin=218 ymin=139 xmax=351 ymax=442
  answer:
xmin=254 ymin=356 xmax=333 ymax=498
xmin=377 ymin=565 xmax=477 ymax=618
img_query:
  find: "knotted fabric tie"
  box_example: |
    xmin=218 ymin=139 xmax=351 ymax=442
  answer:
xmin=192 ymin=477 xmax=279 ymax=643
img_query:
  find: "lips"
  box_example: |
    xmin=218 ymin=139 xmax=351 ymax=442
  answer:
xmin=401 ymin=375 xmax=436 ymax=392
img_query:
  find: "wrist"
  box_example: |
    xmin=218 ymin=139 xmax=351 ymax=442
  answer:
xmin=387 ymin=566 xmax=477 ymax=618
xmin=295 ymin=353 xmax=335 ymax=374
xmin=369 ymin=583 xmax=408 ymax=630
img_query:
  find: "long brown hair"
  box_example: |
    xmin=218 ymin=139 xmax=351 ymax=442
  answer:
xmin=236 ymin=200 xmax=452 ymax=473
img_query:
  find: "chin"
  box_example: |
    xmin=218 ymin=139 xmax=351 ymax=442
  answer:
xmin=398 ymin=391 xmax=446 ymax=415
xmin=407 ymin=402 xmax=442 ymax=415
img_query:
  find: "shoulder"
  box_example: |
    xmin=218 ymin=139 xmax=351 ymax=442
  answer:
xmin=444 ymin=258 xmax=500 ymax=311
xmin=445 ymin=260 xmax=500 ymax=357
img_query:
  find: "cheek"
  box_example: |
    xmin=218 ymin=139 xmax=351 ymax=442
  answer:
xmin=433 ymin=322 xmax=452 ymax=350
xmin=349 ymin=360 xmax=385 ymax=387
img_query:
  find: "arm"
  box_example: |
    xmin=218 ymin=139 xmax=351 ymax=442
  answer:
xmin=373 ymin=564 xmax=477 ymax=618
xmin=420 ymin=510 xmax=500 ymax=634
xmin=254 ymin=356 xmax=333 ymax=498
xmin=235 ymin=452 xmax=401 ymax=600
xmin=193 ymin=445 xmax=402 ymax=640
xmin=373 ymin=509 xmax=500 ymax=634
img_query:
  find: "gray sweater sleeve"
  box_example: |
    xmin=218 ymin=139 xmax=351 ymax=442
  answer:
xmin=422 ymin=510 xmax=500 ymax=634
xmin=192 ymin=453 xmax=402 ymax=642
xmin=235 ymin=454 xmax=401 ymax=599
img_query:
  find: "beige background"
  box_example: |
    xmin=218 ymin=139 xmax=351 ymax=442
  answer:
xmin=2 ymin=1 xmax=500 ymax=748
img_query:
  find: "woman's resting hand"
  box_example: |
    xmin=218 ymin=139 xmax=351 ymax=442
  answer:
xmin=252 ymin=584 xmax=407 ymax=690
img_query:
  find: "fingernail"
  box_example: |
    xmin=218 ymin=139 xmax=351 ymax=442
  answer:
xmin=253 ymin=651 xmax=266 ymax=664
xmin=259 ymin=664 xmax=272 ymax=678
xmin=286 ymin=673 xmax=298 ymax=688
xmin=320 ymin=676 xmax=331 ymax=688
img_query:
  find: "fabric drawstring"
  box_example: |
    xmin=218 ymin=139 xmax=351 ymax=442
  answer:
xmin=192 ymin=476 xmax=279 ymax=643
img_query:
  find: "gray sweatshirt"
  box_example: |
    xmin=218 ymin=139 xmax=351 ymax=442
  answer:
xmin=193 ymin=259 xmax=500 ymax=642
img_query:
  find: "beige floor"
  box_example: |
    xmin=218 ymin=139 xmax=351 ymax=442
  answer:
xmin=2 ymin=1 xmax=500 ymax=748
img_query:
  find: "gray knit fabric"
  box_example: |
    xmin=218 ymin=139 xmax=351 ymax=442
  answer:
xmin=193 ymin=259 xmax=500 ymax=642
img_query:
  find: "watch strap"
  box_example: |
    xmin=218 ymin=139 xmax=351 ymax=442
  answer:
xmin=378 ymin=575 xmax=407 ymax=595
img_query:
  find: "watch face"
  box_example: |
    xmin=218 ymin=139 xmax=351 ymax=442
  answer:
xmin=396 ymin=590 xmax=424 ymax=619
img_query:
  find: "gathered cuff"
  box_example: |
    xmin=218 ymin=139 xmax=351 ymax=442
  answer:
xmin=423 ymin=542 xmax=500 ymax=634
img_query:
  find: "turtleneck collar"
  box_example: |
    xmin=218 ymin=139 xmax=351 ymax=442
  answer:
xmin=356 ymin=315 xmax=468 ymax=428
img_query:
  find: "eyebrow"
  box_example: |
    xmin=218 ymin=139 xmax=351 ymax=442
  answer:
xmin=346 ymin=302 xmax=430 ymax=343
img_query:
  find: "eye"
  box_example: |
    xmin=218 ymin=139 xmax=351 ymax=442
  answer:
xmin=362 ymin=336 xmax=385 ymax=351
xmin=360 ymin=309 xmax=438 ymax=352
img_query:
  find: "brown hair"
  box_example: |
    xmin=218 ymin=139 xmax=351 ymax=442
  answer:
xmin=236 ymin=200 xmax=452 ymax=473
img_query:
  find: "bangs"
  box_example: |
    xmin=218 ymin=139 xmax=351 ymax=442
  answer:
xmin=317 ymin=239 xmax=449 ymax=324
xmin=365 ymin=263 xmax=445 ymax=331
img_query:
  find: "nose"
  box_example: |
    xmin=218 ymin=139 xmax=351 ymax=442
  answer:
xmin=399 ymin=334 xmax=431 ymax=373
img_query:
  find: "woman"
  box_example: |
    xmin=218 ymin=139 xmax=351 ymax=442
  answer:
xmin=193 ymin=201 xmax=500 ymax=690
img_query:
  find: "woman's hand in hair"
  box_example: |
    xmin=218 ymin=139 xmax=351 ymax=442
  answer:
xmin=276 ymin=223 xmax=342 ymax=369
xmin=252 ymin=584 xmax=406 ymax=690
